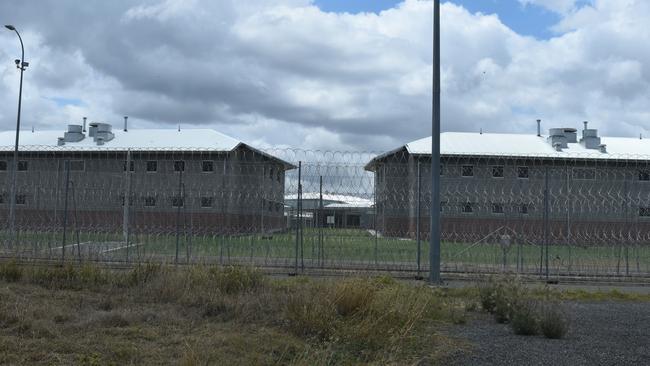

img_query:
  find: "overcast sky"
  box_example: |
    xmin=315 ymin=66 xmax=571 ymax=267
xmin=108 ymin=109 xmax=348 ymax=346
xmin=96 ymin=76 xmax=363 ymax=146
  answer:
xmin=1 ymin=0 xmax=649 ymax=152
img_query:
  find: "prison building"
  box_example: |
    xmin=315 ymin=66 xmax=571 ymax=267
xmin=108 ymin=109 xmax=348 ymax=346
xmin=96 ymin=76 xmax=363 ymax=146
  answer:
xmin=0 ymin=122 xmax=294 ymax=234
xmin=365 ymin=124 xmax=650 ymax=246
xmin=284 ymin=193 xmax=374 ymax=229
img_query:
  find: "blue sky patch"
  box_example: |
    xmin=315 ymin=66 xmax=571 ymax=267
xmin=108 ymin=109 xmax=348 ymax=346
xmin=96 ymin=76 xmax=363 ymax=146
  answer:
xmin=48 ymin=97 xmax=84 ymax=107
xmin=311 ymin=0 xmax=591 ymax=39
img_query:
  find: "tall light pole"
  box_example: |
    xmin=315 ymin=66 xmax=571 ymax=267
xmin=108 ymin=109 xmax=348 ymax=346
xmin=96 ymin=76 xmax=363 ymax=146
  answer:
xmin=4 ymin=25 xmax=29 ymax=236
xmin=429 ymin=0 xmax=441 ymax=283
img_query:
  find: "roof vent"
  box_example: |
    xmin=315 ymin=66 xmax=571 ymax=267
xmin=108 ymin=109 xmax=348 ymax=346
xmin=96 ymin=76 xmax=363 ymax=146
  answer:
xmin=57 ymin=137 xmax=65 ymax=146
xmin=63 ymin=124 xmax=85 ymax=142
xmin=89 ymin=122 xmax=114 ymax=144
xmin=96 ymin=137 xmax=105 ymax=145
xmin=599 ymin=144 xmax=607 ymax=153
xmin=547 ymin=128 xmax=568 ymax=150
xmin=580 ymin=128 xmax=601 ymax=149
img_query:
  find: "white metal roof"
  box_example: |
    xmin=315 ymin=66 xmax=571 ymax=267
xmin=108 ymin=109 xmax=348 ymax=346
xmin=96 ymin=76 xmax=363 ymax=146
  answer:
xmin=0 ymin=127 xmax=296 ymax=169
xmin=0 ymin=128 xmax=240 ymax=151
xmin=285 ymin=192 xmax=373 ymax=207
xmin=366 ymin=131 xmax=650 ymax=171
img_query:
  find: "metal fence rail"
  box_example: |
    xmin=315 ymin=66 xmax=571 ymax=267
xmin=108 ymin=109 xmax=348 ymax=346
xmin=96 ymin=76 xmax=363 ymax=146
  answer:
xmin=0 ymin=146 xmax=649 ymax=279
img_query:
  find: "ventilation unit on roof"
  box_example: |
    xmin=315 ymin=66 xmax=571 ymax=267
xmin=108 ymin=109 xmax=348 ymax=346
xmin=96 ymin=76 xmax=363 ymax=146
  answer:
xmin=88 ymin=122 xmax=114 ymax=145
xmin=580 ymin=128 xmax=601 ymax=149
xmin=58 ymin=124 xmax=85 ymax=145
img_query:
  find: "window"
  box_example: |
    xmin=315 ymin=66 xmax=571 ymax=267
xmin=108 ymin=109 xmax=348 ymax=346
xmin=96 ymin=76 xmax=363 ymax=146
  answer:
xmin=440 ymin=201 xmax=447 ymax=212
xmin=67 ymin=160 xmax=85 ymax=171
xmin=202 ymin=160 xmax=214 ymax=173
xmin=146 ymin=161 xmax=158 ymax=172
xmin=640 ymin=207 xmax=650 ymax=217
xmin=171 ymin=196 xmax=184 ymax=207
xmin=17 ymin=161 xmax=28 ymax=171
xmin=201 ymin=197 xmax=213 ymax=208
xmin=492 ymin=203 xmax=504 ymax=214
xmin=519 ymin=204 xmax=529 ymax=215
xmin=461 ymin=165 xmax=474 ymax=177
xmin=0 ymin=161 xmax=6 ymax=171
xmin=639 ymin=170 xmax=650 ymax=181
xmin=16 ymin=194 xmax=26 ymax=205
xmin=269 ymin=167 xmax=274 ymax=179
xmin=277 ymin=171 xmax=282 ymax=182
xmin=144 ymin=196 xmax=156 ymax=207
xmin=492 ymin=166 xmax=504 ymax=178
xmin=517 ymin=166 xmax=529 ymax=179
xmin=0 ymin=193 xmax=4 ymax=203
xmin=120 ymin=195 xmax=134 ymax=206
xmin=573 ymin=168 xmax=596 ymax=180
xmin=440 ymin=164 xmax=444 ymax=176
xmin=462 ymin=202 xmax=473 ymax=214
xmin=123 ymin=161 xmax=135 ymax=172
xmin=173 ymin=160 xmax=185 ymax=172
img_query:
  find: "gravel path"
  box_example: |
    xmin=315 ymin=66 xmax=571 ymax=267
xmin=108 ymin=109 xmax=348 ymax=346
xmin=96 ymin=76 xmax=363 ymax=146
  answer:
xmin=442 ymin=301 xmax=650 ymax=366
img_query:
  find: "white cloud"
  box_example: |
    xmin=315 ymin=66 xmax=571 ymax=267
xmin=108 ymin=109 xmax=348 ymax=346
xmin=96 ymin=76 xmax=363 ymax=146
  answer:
xmin=1 ymin=0 xmax=650 ymax=151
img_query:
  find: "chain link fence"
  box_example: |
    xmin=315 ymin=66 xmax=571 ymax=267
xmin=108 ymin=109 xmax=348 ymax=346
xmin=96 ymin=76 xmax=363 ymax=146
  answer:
xmin=0 ymin=145 xmax=649 ymax=279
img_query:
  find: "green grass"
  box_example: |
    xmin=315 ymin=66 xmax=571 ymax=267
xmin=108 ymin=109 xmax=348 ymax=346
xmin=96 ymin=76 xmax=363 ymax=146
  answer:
xmin=0 ymin=263 xmax=464 ymax=365
xmin=2 ymin=228 xmax=649 ymax=276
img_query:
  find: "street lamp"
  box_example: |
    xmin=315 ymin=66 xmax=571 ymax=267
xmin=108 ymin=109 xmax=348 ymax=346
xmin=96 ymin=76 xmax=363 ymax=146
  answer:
xmin=4 ymin=24 xmax=29 ymax=237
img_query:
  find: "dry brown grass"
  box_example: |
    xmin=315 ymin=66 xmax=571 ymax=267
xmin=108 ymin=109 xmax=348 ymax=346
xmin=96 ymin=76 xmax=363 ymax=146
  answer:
xmin=0 ymin=262 xmax=464 ymax=365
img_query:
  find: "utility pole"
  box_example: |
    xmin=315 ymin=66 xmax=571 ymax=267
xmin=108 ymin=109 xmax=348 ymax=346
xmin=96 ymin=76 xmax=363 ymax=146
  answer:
xmin=429 ymin=0 xmax=442 ymax=283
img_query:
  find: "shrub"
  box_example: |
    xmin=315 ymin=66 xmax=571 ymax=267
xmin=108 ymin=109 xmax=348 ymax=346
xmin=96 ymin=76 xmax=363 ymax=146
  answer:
xmin=539 ymin=303 xmax=569 ymax=339
xmin=333 ymin=278 xmax=375 ymax=316
xmin=510 ymin=300 xmax=539 ymax=336
xmin=0 ymin=260 xmax=22 ymax=282
xmin=284 ymin=290 xmax=336 ymax=339
xmin=477 ymin=276 xmax=525 ymax=323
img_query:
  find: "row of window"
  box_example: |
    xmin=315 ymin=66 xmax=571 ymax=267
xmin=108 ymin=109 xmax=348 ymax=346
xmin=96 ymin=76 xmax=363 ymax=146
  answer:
xmin=453 ymin=203 xmax=530 ymax=215
xmin=0 ymin=160 xmax=282 ymax=181
xmin=124 ymin=196 xmax=283 ymax=211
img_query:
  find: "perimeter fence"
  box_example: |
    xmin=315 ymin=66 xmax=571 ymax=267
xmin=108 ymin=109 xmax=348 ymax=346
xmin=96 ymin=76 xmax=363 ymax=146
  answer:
xmin=0 ymin=145 xmax=649 ymax=280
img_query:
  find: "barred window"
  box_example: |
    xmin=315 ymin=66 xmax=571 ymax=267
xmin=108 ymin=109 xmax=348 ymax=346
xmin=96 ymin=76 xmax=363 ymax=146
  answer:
xmin=16 ymin=194 xmax=26 ymax=205
xmin=639 ymin=170 xmax=650 ymax=181
xmin=146 ymin=161 xmax=158 ymax=172
xmin=461 ymin=165 xmax=474 ymax=177
xmin=0 ymin=161 xmax=6 ymax=171
xmin=67 ymin=160 xmax=85 ymax=171
xmin=171 ymin=196 xmax=184 ymax=207
xmin=640 ymin=207 xmax=650 ymax=217
xmin=519 ymin=204 xmax=529 ymax=215
xmin=517 ymin=166 xmax=529 ymax=179
xmin=202 ymin=160 xmax=214 ymax=172
xmin=174 ymin=161 xmax=185 ymax=172
xmin=573 ymin=168 xmax=596 ymax=180
xmin=17 ymin=161 xmax=28 ymax=171
xmin=492 ymin=203 xmax=504 ymax=214
xmin=201 ymin=197 xmax=213 ymax=208
xmin=492 ymin=166 xmax=504 ymax=178
xmin=123 ymin=161 xmax=135 ymax=172
xmin=462 ymin=202 xmax=473 ymax=214
xmin=144 ymin=197 xmax=156 ymax=207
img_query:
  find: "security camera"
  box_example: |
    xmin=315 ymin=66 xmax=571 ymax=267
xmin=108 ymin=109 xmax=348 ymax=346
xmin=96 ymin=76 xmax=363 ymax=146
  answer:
xmin=14 ymin=59 xmax=19 ymax=65
xmin=22 ymin=62 xmax=28 ymax=67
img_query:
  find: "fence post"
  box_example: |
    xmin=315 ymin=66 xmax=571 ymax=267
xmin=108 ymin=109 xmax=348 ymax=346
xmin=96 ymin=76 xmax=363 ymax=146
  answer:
xmin=416 ymin=160 xmax=421 ymax=277
xmin=175 ymin=162 xmax=183 ymax=264
xmin=61 ymin=160 xmax=71 ymax=262
xmin=319 ymin=175 xmax=323 ymax=268
xmin=544 ymin=165 xmax=550 ymax=280
xmin=294 ymin=161 xmax=301 ymax=274
xmin=123 ymin=149 xmax=132 ymax=263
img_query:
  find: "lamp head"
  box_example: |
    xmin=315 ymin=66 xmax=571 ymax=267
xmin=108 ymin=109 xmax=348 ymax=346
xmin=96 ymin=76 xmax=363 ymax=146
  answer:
xmin=14 ymin=59 xmax=20 ymax=65
xmin=4 ymin=25 xmax=16 ymax=31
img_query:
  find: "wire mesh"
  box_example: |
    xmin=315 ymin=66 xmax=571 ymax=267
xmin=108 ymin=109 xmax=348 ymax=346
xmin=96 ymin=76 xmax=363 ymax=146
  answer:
xmin=0 ymin=145 xmax=648 ymax=279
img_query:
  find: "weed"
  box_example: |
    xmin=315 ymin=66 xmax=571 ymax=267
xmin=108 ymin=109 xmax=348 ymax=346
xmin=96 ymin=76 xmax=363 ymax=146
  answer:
xmin=332 ymin=278 xmax=375 ymax=316
xmin=539 ymin=302 xmax=569 ymax=339
xmin=510 ymin=300 xmax=539 ymax=336
xmin=0 ymin=260 xmax=22 ymax=282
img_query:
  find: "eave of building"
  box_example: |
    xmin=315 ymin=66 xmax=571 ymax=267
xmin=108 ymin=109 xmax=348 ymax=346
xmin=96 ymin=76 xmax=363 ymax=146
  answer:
xmin=0 ymin=128 xmax=296 ymax=170
xmin=365 ymin=132 xmax=650 ymax=172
